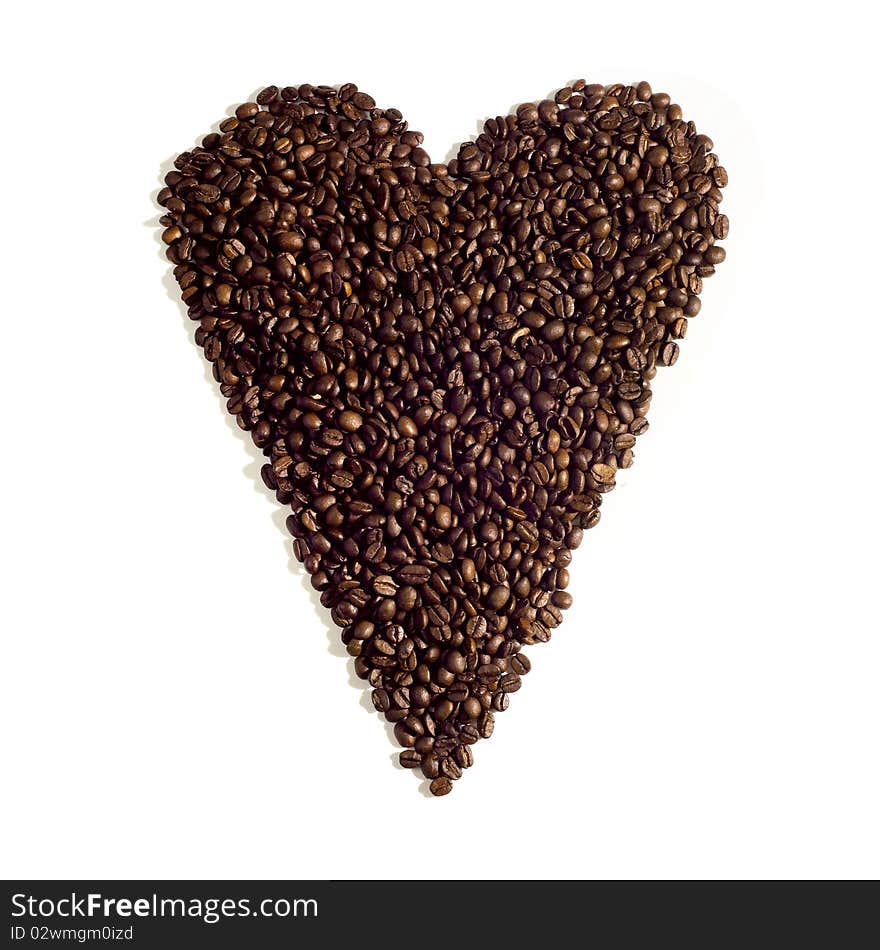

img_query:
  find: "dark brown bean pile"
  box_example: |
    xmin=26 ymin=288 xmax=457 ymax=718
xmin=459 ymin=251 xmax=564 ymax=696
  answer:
xmin=158 ymin=80 xmax=727 ymax=794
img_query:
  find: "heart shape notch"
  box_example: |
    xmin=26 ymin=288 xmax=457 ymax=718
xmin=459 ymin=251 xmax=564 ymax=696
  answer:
xmin=158 ymin=80 xmax=727 ymax=795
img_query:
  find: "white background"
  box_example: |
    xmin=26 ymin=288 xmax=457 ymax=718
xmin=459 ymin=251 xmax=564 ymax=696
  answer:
xmin=2 ymin=0 xmax=878 ymax=880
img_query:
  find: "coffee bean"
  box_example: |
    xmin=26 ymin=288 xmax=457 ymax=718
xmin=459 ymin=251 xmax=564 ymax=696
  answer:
xmin=590 ymin=463 xmax=616 ymax=486
xmin=435 ymin=504 xmax=453 ymax=530
xmin=396 ymin=564 xmax=431 ymax=585
xmin=459 ymin=723 xmax=480 ymax=745
xmin=393 ymin=722 xmax=417 ymax=748
xmin=373 ymin=575 xmax=398 ymax=597
xmin=500 ymin=672 xmax=522 ymax=693
xmin=441 ymin=757 xmax=462 ymax=780
xmin=338 ymin=410 xmax=363 ymax=432
xmin=487 ymin=585 xmax=511 ymax=609
xmin=430 ymin=777 xmax=453 ymax=797
xmin=660 ymin=342 xmax=680 ymax=366
xmin=447 ymin=684 xmax=468 ymax=703
xmin=160 ymin=79 xmax=727 ymax=796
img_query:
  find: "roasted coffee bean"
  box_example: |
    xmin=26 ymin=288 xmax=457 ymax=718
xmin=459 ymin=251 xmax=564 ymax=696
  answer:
xmin=551 ymin=591 xmax=573 ymax=610
xmin=393 ymin=718 xmax=422 ymax=748
xmin=160 ymin=79 xmax=727 ymax=797
xmin=441 ymin=757 xmax=463 ymax=780
xmin=447 ymin=684 xmax=469 ymax=703
xmin=421 ymin=754 xmax=441 ymax=780
xmin=396 ymin=564 xmax=431 ymax=585
xmin=430 ymin=777 xmax=453 ymax=797
xmin=459 ymin=724 xmax=480 ymax=745
xmin=373 ymin=575 xmax=398 ymax=596
xmin=371 ymin=688 xmax=390 ymax=712
xmin=500 ymin=672 xmax=522 ymax=693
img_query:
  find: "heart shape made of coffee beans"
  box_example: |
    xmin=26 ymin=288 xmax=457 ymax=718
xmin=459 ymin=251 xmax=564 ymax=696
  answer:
xmin=158 ymin=80 xmax=727 ymax=795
